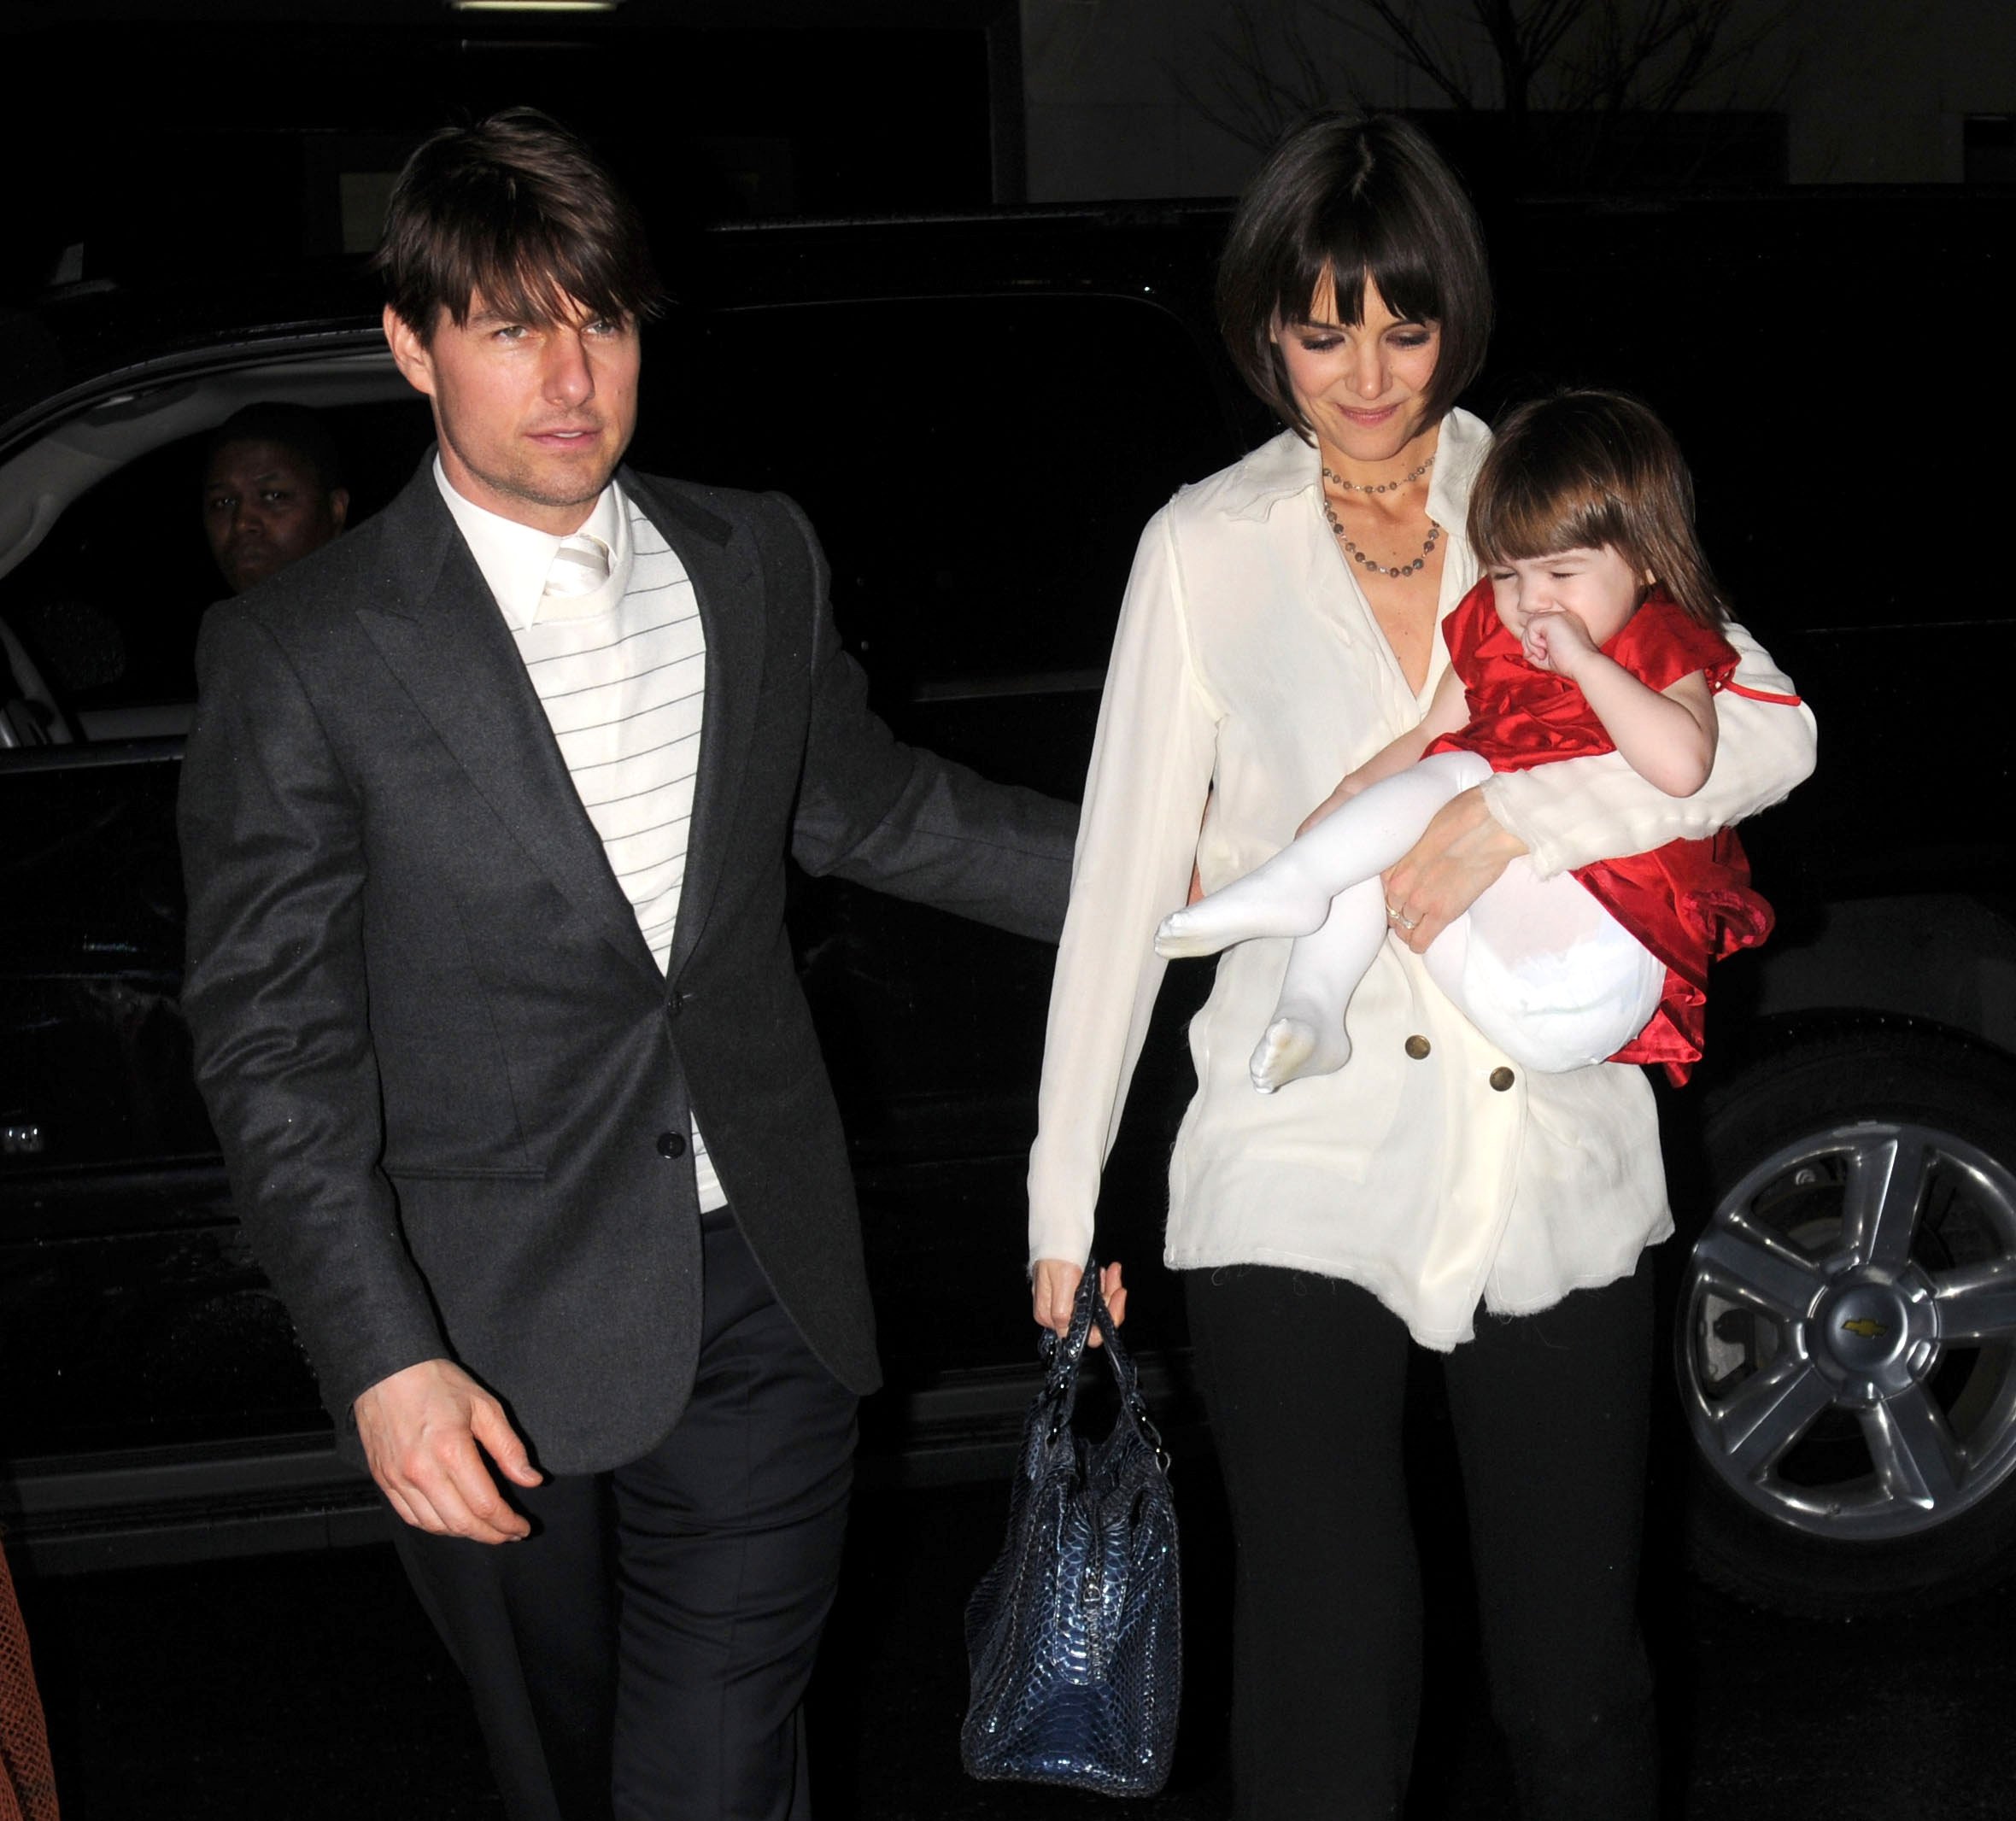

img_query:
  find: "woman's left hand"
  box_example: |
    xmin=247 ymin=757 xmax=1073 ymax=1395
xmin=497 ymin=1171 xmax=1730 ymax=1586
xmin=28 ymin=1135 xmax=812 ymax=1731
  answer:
xmin=1380 ymin=786 xmax=1527 ymax=952
xmin=1032 ymin=1258 xmax=1128 ymax=1345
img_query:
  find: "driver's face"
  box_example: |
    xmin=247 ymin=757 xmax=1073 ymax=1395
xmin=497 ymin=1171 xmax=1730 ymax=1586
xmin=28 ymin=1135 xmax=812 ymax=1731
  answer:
xmin=202 ymin=439 xmax=349 ymax=594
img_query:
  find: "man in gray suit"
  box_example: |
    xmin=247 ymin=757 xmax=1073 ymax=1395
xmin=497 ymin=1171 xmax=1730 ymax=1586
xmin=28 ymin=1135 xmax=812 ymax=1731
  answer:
xmin=178 ymin=111 xmax=1074 ymax=1820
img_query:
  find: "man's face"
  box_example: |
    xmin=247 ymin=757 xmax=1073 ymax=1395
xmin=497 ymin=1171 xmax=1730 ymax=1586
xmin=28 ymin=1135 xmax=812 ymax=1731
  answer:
xmin=384 ymin=292 xmax=640 ymax=536
xmin=202 ymin=439 xmax=349 ymax=594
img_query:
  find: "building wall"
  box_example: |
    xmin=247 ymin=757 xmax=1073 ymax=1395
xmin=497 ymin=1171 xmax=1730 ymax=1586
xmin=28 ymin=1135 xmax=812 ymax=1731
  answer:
xmin=1022 ymin=0 xmax=2016 ymax=198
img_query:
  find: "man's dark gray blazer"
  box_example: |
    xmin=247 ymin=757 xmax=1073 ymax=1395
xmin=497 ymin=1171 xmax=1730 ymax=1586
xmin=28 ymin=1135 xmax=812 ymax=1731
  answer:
xmin=178 ymin=460 xmax=1075 ymax=1473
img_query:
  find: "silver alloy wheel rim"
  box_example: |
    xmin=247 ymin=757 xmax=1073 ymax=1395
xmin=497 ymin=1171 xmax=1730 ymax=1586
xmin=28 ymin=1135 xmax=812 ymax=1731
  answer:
xmin=1680 ymin=1119 xmax=2016 ymax=1543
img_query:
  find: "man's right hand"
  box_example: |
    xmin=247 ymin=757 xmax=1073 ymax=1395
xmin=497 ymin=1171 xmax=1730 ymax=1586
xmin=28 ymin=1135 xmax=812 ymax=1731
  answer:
xmin=353 ymin=1357 xmax=542 ymax=1544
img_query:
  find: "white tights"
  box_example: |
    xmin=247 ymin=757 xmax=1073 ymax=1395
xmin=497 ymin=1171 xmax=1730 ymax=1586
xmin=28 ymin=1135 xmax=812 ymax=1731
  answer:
xmin=1155 ymin=751 xmax=1666 ymax=1092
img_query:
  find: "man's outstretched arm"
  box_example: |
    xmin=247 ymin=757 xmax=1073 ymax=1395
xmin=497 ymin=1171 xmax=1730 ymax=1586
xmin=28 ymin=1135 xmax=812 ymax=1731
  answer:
xmin=776 ymin=494 xmax=1078 ymax=940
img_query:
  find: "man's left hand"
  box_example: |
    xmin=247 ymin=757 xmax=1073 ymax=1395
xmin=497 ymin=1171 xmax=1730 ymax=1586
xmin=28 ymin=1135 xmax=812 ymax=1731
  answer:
xmin=1380 ymin=786 xmax=1527 ymax=952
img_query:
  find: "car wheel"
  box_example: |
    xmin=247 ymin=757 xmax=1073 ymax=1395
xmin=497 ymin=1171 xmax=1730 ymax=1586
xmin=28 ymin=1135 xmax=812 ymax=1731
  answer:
xmin=1675 ymin=1028 xmax=2016 ymax=1616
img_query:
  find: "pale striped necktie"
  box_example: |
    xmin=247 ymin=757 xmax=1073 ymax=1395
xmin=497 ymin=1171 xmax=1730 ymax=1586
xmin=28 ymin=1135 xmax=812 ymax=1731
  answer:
xmin=538 ymin=533 xmax=613 ymax=618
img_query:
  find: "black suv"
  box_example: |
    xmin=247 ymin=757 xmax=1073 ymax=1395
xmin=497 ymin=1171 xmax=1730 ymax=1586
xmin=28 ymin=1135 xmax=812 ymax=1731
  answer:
xmin=4 ymin=194 xmax=2015 ymax=1620
xmin=0 ymin=207 xmax=1245 ymax=1572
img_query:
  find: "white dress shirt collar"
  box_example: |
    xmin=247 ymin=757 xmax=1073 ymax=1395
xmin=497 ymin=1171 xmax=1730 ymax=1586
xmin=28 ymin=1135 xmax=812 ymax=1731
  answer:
xmin=1217 ymin=405 xmax=1491 ymax=531
xmin=431 ymin=455 xmax=635 ymax=629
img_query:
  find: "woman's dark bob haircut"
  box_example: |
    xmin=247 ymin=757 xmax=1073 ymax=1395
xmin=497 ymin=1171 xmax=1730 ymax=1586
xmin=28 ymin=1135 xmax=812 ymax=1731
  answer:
xmin=1217 ymin=113 xmax=1492 ymax=442
xmin=1468 ymin=390 xmax=1731 ymax=628
xmin=373 ymin=108 xmax=667 ymax=340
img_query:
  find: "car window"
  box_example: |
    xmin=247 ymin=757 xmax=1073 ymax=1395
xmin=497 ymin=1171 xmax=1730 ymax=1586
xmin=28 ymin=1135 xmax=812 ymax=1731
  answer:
xmin=0 ymin=747 xmax=207 ymax=1165
xmin=0 ymin=396 xmax=434 ymax=732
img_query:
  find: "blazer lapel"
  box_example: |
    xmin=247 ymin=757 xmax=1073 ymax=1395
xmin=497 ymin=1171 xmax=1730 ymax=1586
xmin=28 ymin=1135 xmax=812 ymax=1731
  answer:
xmin=620 ymin=471 xmax=764 ymax=987
xmin=354 ymin=465 xmax=663 ymax=988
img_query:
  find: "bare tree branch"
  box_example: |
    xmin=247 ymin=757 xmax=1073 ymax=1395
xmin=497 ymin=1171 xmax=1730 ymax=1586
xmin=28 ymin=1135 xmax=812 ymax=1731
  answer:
xmin=1495 ymin=0 xmax=1591 ymax=110
xmin=1642 ymin=0 xmax=1796 ymax=114
xmin=1167 ymin=0 xmax=1345 ymax=152
xmin=1166 ymin=0 xmax=1798 ymax=188
xmin=1312 ymin=0 xmax=1484 ymax=110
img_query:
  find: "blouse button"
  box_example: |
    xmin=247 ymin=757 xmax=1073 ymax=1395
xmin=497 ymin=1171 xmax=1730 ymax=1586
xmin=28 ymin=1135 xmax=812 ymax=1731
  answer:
xmin=1404 ymin=1034 xmax=1431 ymax=1060
xmin=1489 ymin=1066 xmax=1515 ymax=1092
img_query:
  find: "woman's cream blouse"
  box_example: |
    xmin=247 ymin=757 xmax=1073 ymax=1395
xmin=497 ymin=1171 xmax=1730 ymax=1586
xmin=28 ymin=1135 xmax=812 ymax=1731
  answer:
xmin=1026 ymin=411 xmax=1817 ymax=1347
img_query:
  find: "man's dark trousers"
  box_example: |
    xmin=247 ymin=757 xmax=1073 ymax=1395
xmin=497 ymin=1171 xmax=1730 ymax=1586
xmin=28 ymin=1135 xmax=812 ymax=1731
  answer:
xmin=392 ymin=1208 xmax=854 ymax=1821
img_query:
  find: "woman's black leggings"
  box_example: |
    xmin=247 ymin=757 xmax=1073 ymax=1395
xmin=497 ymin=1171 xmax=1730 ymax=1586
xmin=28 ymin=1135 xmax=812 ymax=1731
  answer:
xmin=1186 ymin=1253 xmax=1658 ymax=1821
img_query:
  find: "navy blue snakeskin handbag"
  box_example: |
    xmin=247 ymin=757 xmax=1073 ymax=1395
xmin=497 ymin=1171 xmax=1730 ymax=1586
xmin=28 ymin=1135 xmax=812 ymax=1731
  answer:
xmin=959 ymin=1259 xmax=1181 ymax=1796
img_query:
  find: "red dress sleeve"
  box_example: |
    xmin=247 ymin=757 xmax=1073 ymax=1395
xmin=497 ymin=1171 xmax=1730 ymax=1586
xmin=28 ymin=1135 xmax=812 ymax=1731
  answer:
xmin=1605 ymin=596 xmax=1742 ymax=696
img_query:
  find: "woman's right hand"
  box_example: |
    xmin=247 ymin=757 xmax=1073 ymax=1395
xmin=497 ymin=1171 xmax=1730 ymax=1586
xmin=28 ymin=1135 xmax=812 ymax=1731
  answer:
xmin=1032 ymin=1257 xmax=1127 ymax=1345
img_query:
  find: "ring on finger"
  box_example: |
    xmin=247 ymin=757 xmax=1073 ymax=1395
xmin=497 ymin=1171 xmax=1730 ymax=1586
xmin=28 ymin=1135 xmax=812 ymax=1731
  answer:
xmin=1392 ymin=908 xmax=1420 ymax=931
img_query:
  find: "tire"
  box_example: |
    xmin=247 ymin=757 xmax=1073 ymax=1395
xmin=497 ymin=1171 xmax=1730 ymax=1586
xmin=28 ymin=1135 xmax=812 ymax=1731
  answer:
xmin=1673 ymin=1027 xmax=2016 ymax=1617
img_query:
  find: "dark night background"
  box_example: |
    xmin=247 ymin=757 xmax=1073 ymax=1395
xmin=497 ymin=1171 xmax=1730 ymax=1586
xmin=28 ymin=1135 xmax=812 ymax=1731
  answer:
xmin=1 ymin=4 xmax=1010 ymax=307
xmin=6 ymin=3 xmax=2016 ymax=1818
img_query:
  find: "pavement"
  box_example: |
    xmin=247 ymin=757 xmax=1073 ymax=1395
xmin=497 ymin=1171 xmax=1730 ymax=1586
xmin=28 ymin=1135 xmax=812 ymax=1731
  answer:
xmin=15 ymin=1463 xmax=2016 ymax=1818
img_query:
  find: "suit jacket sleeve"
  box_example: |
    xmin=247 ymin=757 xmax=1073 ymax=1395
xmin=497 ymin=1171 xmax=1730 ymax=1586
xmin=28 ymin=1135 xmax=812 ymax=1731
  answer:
xmin=179 ymin=605 xmax=448 ymax=1419
xmin=772 ymin=493 xmax=1078 ymax=941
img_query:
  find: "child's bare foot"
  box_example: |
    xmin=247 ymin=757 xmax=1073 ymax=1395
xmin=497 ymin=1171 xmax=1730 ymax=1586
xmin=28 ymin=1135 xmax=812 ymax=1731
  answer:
xmin=1250 ymin=1012 xmax=1351 ymax=1093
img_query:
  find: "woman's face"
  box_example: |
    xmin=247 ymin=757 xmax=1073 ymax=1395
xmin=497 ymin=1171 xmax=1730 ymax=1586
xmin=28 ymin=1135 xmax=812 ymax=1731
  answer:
xmin=1274 ymin=273 xmax=1440 ymax=468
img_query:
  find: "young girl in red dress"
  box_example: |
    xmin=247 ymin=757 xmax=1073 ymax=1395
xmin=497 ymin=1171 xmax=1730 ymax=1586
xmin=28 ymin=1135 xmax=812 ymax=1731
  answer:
xmin=1157 ymin=389 xmax=1784 ymax=1091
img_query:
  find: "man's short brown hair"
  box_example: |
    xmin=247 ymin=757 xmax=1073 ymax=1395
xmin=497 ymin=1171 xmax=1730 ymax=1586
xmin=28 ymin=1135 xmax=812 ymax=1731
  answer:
xmin=373 ymin=108 xmax=666 ymax=338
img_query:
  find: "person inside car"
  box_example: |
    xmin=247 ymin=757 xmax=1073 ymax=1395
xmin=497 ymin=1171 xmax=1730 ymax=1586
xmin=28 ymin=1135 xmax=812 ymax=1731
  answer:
xmin=199 ymin=401 xmax=349 ymax=594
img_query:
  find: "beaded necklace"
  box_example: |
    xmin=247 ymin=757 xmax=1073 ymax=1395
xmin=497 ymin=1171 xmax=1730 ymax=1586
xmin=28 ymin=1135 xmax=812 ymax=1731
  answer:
xmin=1319 ymin=454 xmax=1441 ymax=578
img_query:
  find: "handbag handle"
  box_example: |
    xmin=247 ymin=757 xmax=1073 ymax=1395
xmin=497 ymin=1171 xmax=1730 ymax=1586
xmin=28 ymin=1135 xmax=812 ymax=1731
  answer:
xmin=1035 ymin=1256 xmax=1169 ymax=1473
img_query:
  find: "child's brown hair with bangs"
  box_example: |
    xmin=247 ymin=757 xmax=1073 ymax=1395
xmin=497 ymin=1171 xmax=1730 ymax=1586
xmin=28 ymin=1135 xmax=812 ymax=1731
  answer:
xmin=1468 ymin=390 xmax=1730 ymax=628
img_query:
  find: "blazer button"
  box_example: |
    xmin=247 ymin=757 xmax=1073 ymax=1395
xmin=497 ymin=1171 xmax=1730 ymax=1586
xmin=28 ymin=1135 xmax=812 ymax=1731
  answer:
xmin=656 ymin=1130 xmax=688 ymax=1159
xmin=1489 ymin=1066 xmax=1515 ymax=1092
xmin=665 ymin=990 xmax=688 ymax=1020
xmin=1404 ymin=1034 xmax=1431 ymax=1060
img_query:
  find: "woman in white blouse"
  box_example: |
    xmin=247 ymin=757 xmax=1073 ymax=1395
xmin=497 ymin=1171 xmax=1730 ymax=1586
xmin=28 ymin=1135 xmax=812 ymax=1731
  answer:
xmin=1026 ymin=115 xmax=1815 ymax=1819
